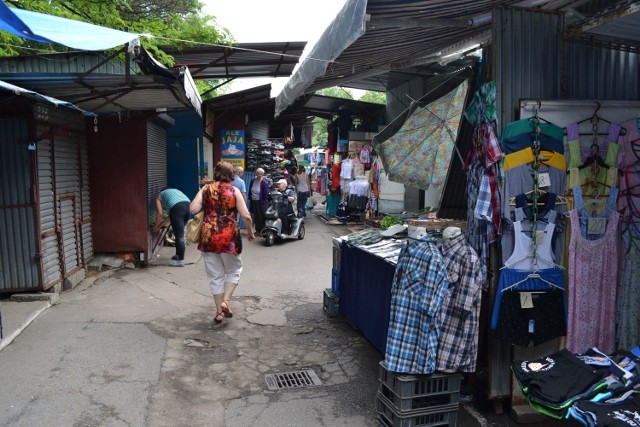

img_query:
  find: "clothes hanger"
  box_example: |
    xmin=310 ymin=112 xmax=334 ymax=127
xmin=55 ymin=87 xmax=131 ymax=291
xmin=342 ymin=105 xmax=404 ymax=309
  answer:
xmin=501 ymin=271 xmax=565 ymax=292
xmin=571 ymin=102 xmax=627 ymax=136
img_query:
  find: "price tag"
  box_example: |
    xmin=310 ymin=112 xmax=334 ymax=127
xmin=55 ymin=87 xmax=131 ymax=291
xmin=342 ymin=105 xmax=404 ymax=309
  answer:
xmin=587 ymin=217 xmax=607 ymax=235
xmin=528 ymin=319 xmax=535 ymax=333
xmin=534 ymin=230 xmax=545 ymax=246
xmin=538 ymin=172 xmax=551 ymax=188
xmin=520 ymin=292 xmax=534 ymax=309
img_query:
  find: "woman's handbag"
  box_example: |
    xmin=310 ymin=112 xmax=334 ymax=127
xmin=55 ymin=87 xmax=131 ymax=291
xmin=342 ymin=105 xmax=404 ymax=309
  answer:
xmin=186 ymin=211 xmax=204 ymax=244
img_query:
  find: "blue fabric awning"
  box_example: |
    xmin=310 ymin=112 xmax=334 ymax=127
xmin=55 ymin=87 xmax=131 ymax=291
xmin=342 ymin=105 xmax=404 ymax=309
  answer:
xmin=0 ymin=2 xmax=140 ymax=50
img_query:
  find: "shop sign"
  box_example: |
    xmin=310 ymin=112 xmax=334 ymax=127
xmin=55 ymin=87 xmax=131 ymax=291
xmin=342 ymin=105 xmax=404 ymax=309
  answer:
xmin=220 ymin=129 xmax=245 ymax=168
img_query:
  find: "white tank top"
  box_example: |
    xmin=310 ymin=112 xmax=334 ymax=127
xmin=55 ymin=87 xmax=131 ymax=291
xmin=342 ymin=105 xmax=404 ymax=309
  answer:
xmin=504 ymin=208 xmax=557 ymax=270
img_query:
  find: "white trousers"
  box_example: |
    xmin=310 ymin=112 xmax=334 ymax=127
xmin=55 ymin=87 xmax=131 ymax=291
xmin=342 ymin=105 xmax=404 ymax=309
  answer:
xmin=202 ymin=252 xmax=243 ymax=295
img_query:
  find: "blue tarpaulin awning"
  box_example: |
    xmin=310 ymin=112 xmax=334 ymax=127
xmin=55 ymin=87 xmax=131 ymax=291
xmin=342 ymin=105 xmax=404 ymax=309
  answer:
xmin=0 ymin=1 xmax=140 ymax=51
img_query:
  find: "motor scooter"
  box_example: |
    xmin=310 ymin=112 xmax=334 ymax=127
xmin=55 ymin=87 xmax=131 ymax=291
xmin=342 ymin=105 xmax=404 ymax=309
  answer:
xmin=261 ymin=188 xmax=305 ymax=246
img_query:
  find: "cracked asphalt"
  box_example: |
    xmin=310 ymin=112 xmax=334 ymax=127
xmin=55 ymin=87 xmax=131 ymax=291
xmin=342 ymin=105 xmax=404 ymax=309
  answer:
xmin=0 ymin=205 xmax=576 ymax=426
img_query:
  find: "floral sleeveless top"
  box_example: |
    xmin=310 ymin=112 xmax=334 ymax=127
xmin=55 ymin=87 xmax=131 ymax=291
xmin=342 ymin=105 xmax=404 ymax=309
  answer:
xmin=198 ymin=182 xmax=242 ymax=255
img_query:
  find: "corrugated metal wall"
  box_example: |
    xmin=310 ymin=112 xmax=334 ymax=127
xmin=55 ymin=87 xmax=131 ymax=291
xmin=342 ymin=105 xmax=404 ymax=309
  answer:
xmin=0 ymin=52 xmax=137 ymax=75
xmin=246 ymin=120 xmax=269 ymax=141
xmin=36 ymin=107 xmax=90 ymax=289
xmin=564 ymin=41 xmax=640 ymax=99
xmin=0 ymin=116 xmax=39 ymax=291
xmin=146 ymin=121 xmax=167 ymax=227
xmin=493 ymin=7 xmax=563 ymax=127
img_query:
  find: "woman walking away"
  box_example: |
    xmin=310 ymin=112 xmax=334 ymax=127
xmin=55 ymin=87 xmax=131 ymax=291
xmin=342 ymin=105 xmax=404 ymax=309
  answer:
xmin=190 ymin=161 xmax=255 ymax=324
xmin=296 ymin=165 xmax=312 ymax=218
xmin=248 ymin=167 xmax=269 ymax=232
xmin=153 ymin=187 xmax=191 ymax=267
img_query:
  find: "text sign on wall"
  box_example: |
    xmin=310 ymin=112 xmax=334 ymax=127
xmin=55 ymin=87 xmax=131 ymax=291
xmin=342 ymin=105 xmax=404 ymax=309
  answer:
xmin=220 ymin=129 xmax=245 ymax=168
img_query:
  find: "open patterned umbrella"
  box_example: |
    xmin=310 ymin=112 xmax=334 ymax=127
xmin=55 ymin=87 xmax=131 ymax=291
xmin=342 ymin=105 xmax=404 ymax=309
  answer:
xmin=376 ymin=80 xmax=469 ymax=190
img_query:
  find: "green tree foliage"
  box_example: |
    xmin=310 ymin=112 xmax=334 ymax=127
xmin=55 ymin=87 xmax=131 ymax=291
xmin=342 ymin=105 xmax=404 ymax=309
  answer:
xmin=359 ymin=90 xmax=386 ymax=104
xmin=316 ymin=86 xmax=355 ymax=99
xmin=312 ymin=117 xmax=328 ymax=148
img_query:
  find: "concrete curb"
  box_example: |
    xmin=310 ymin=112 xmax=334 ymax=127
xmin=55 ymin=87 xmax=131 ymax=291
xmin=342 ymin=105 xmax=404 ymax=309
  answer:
xmin=0 ymin=301 xmax=51 ymax=352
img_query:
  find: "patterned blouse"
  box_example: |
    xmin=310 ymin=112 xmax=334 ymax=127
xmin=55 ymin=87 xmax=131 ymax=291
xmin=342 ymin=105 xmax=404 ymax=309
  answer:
xmin=198 ymin=182 xmax=242 ymax=255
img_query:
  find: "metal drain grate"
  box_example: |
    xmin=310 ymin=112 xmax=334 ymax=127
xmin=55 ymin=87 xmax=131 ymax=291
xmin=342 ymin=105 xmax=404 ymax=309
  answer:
xmin=264 ymin=369 xmax=322 ymax=390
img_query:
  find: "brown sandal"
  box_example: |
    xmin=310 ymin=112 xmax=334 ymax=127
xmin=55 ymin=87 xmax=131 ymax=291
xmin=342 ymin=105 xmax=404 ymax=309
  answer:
xmin=214 ymin=312 xmax=224 ymax=324
xmin=220 ymin=300 xmax=233 ymax=318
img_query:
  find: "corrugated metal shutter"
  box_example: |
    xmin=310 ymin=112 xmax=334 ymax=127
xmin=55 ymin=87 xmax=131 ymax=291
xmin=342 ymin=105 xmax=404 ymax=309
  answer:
xmin=79 ymin=130 xmax=93 ymax=263
xmin=0 ymin=116 xmax=39 ymax=291
xmin=246 ymin=120 xmax=269 ymax=140
xmin=36 ymin=107 xmax=89 ymax=289
xmin=146 ymin=121 xmax=167 ymax=226
xmin=37 ymin=133 xmax=61 ymax=287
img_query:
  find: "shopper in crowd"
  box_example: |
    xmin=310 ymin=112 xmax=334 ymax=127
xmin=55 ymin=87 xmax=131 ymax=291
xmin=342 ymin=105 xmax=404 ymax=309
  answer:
xmin=276 ymin=178 xmax=296 ymax=235
xmin=326 ymin=162 xmax=342 ymax=217
xmin=231 ymin=166 xmax=247 ymax=202
xmin=231 ymin=166 xmax=248 ymax=229
xmin=152 ymin=187 xmax=191 ymax=267
xmin=286 ymin=165 xmax=298 ymax=187
xmin=189 ymin=161 xmax=255 ymax=324
xmin=296 ymin=165 xmax=312 ymax=218
xmin=248 ymin=167 xmax=269 ymax=232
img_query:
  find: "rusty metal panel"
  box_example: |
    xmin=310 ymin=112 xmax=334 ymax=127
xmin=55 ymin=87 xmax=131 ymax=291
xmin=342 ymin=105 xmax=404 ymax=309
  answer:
xmin=564 ymin=41 xmax=640 ymax=99
xmin=493 ymin=7 xmax=563 ymax=127
xmin=0 ymin=116 xmax=40 ymax=291
xmin=89 ymin=116 xmax=148 ymax=252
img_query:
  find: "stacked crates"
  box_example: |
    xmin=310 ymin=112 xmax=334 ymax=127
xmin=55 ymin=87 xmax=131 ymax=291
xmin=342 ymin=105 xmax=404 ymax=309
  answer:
xmin=377 ymin=361 xmax=461 ymax=426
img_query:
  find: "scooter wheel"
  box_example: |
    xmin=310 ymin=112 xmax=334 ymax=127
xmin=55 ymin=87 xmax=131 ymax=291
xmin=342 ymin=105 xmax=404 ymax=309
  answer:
xmin=265 ymin=231 xmax=276 ymax=246
xmin=297 ymin=224 xmax=305 ymax=240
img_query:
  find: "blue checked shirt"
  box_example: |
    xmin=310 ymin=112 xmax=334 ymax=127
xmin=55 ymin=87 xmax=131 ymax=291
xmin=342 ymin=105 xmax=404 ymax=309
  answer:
xmin=436 ymin=236 xmax=483 ymax=372
xmin=385 ymin=238 xmax=449 ymax=374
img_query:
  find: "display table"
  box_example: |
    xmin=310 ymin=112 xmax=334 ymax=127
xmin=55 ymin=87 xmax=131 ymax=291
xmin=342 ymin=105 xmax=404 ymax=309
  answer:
xmin=338 ymin=242 xmax=397 ymax=354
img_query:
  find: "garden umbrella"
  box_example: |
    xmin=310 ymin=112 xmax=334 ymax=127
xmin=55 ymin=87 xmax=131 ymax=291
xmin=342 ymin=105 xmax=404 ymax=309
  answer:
xmin=375 ymin=79 xmax=469 ymax=190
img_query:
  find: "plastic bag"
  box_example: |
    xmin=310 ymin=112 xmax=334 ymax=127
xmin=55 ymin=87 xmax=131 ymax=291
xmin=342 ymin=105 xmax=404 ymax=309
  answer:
xmin=186 ymin=211 xmax=203 ymax=243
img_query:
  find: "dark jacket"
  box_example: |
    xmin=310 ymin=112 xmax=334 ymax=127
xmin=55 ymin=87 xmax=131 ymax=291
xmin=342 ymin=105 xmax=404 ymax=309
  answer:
xmin=248 ymin=177 xmax=270 ymax=212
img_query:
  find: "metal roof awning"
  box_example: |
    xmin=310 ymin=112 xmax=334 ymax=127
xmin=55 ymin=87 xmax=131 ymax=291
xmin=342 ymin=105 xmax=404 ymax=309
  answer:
xmin=564 ymin=1 xmax=640 ymax=49
xmin=205 ymin=84 xmax=385 ymax=136
xmin=277 ymin=0 xmax=627 ymax=117
xmin=0 ymin=48 xmax=202 ymax=116
xmin=164 ymin=42 xmax=307 ymax=80
xmin=0 ymin=79 xmax=91 ymax=115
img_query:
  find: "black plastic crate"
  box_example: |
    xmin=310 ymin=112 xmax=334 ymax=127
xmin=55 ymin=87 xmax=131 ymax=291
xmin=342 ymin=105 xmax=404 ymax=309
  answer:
xmin=379 ymin=361 xmax=461 ymax=399
xmin=376 ymin=393 xmax=458 ymax=427
xmin=379 ymin=383 xmax=459 ymax=413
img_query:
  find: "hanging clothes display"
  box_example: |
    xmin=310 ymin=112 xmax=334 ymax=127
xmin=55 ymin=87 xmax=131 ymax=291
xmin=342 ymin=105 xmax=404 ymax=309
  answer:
xmin=566 ymin=205 xmax=620 ymax=354
xmin=500 ymin=115 xmax=567 ymax=264
xmin=385 ymin=237 xmax=449 ymax=374
xmin=616 ymin=118 xmax=640 ymax=350
xmin=462 ymin=81 xmax=503 ymax=283
xmin=436 ymin=233 xmax=483 ymax=373
xmin=565 ymin=122 xmax=620 ymax=195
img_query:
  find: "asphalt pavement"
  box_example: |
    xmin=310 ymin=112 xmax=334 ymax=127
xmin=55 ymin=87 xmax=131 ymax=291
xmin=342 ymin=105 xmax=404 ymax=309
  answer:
xmin=0 ymin=200 xmax=577 ymax=426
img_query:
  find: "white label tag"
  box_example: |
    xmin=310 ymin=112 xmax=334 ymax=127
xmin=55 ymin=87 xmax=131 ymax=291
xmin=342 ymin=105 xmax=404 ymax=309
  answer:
xmin=534 ymin=230 xmax=545 ymax=246
xmin=538 ymin=172 xmax=551 ymax=188
xmin=587 ymin=217 xmax=607 ymax=235
xmin=520 ymin=292 xmax=534 ymax=309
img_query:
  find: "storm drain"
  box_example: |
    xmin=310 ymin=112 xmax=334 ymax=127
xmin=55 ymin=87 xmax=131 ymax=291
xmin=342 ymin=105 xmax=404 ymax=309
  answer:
xmin=264 ymin=369 xmax=322 ymax=390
